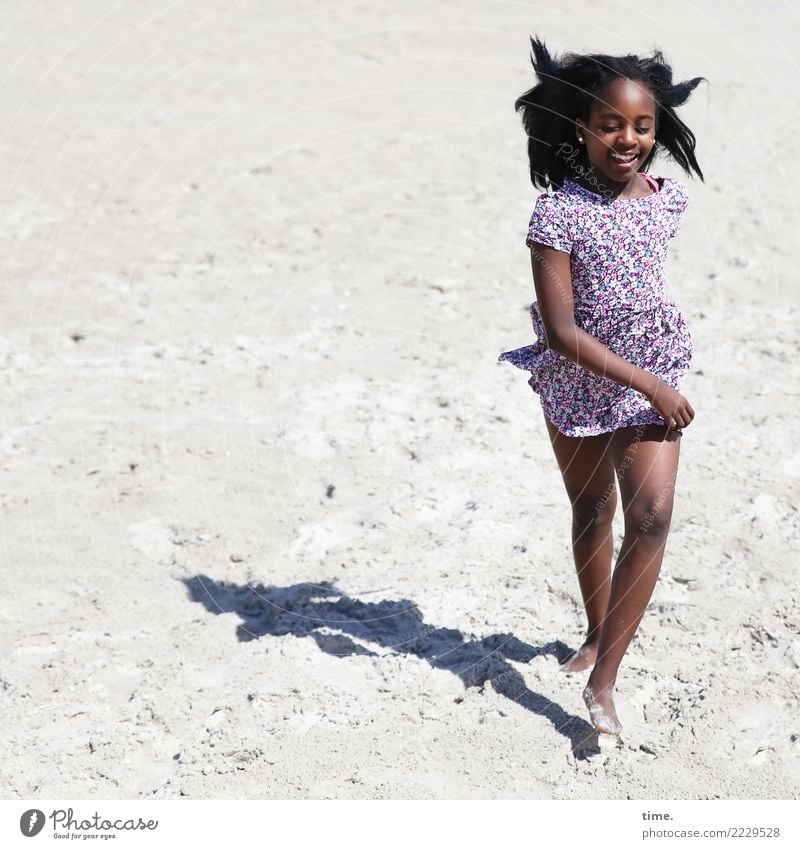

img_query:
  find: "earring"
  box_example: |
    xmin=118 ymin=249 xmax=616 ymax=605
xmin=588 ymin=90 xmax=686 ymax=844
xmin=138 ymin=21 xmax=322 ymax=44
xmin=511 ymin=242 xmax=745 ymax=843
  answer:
xmin=577 ymin=136 xmax=584 ymax=143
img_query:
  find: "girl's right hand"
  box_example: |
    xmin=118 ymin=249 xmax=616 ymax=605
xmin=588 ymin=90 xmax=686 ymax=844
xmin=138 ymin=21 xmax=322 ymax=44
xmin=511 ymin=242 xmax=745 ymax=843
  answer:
xmin=647 ymin=378 xmax=695 ymax=430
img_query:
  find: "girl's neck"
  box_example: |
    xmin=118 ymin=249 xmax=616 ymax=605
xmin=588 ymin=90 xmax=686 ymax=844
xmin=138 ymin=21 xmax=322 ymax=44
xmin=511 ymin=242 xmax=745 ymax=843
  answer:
xmin=574 ymin=168 xmax=653 ymax=200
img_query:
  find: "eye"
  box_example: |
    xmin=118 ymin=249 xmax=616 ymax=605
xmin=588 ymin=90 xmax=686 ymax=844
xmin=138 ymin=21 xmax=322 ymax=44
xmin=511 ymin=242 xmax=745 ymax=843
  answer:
xmin=600 ymin=125 xmax=653 ymax=134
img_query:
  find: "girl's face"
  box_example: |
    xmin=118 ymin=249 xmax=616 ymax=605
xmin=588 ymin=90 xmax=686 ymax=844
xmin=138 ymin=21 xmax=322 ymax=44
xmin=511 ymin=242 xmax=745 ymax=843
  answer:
xmin=575 ymin=78 xmax=657 ymax=186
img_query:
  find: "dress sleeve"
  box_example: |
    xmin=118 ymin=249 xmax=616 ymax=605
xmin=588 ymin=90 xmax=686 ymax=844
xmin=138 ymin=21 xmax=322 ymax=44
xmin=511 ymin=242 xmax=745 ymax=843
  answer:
xmin=525 ymin=192 xmax=573 ymax=254
xmin=666 ymin=178 xmax=690 ymax=239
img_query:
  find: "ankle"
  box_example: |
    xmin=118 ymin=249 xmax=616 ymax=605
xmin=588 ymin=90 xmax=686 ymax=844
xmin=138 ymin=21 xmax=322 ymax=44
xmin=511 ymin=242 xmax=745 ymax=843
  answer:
xmin=587 ymin=668 xmax=616 ymax=693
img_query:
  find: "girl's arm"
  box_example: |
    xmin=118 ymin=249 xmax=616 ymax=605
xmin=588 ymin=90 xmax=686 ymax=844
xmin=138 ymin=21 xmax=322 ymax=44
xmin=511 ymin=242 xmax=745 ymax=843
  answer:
xmin=531 ymin=243 xmax=692 ymax=429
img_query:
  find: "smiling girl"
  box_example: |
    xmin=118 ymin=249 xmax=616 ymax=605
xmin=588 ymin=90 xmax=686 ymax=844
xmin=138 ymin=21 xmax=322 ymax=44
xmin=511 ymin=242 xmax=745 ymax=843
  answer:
xmin=498 ymin=37 xmax=706 ymax=736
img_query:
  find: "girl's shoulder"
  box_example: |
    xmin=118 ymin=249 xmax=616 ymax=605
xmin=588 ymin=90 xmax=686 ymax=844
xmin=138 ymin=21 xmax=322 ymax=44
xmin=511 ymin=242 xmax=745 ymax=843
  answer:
xmin=529 ymin=182 xmax=578 ymax=216
xmin=656 ymin=175 xmax=690 ymax=214
xmin=526 ymin=187 xmax=576 ymax=252
xmin=649 ymin=176 xmax=691 ymax=239
xmin=654 ymin=174 xmax=688 ymax=196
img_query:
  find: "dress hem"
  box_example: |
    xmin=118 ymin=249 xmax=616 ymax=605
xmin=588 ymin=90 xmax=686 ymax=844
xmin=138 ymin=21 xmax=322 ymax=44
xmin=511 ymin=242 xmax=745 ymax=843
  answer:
xmin=540 ymin=403 xmax=680 ymax=438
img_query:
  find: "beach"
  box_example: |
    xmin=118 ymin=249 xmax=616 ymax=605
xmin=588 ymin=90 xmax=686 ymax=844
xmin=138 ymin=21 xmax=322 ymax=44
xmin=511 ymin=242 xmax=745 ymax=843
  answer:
xmin=0 ymin=0 xmax=798 ymax=799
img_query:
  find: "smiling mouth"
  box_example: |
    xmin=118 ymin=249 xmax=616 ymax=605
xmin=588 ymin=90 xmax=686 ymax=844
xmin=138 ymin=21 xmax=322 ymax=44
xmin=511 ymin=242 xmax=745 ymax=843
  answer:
xmin=609 ymin=151 xmax=639 ymax=163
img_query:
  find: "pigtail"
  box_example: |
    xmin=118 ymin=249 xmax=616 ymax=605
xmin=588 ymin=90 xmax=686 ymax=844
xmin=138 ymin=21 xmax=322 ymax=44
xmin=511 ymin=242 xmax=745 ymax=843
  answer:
xmin=515 ymin=36 xmax=591 ymax=191
xmin=647 ymin=69 xmax=707 ymax=180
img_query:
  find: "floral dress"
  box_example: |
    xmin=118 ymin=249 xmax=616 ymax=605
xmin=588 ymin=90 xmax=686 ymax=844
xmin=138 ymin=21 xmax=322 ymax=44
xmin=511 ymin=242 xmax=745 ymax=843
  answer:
xmin=498 ymin=173 xmax=694 ymax=437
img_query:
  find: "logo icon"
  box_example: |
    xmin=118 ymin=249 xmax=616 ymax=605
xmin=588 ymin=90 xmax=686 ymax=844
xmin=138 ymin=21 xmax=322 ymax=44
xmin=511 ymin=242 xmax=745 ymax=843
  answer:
xmin=19 ymin=809 xmax=45 ymax=837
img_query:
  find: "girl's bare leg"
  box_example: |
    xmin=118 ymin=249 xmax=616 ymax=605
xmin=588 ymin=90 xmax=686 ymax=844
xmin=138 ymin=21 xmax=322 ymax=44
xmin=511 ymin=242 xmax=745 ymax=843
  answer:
xmin=543 ymin=413 xmax=617 ymax=673
xmin=583 ymin=423 xmax=682 ymax=735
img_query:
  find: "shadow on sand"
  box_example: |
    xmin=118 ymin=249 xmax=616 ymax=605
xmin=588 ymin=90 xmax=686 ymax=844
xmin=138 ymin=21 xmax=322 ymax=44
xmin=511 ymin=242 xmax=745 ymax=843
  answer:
xmin=183 ymin=574 xmax=603 ymax=759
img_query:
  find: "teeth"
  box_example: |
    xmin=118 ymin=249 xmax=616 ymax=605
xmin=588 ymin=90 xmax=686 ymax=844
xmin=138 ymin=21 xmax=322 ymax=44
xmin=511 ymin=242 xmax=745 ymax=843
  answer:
xmin=610 ymin=152 xmax=637 ymax=161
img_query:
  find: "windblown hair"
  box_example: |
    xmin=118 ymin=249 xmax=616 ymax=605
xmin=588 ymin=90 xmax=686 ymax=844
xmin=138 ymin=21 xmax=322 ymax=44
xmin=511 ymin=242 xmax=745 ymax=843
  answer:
xmin=516 ymin=36 xmax=706 ymax=191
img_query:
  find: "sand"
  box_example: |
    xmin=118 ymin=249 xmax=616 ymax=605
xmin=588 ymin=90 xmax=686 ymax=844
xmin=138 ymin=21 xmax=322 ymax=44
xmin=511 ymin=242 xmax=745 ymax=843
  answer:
xmin=0 ymin=0 xmax=798 ymax=799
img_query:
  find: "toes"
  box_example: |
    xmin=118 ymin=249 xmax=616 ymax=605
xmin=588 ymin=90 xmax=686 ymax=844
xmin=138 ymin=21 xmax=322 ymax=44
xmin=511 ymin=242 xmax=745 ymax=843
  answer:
xmin=560 ymin=656 xmax=591 ymax=673
xmin=560 ymin=644 xmax=597 ymax=673
xmin=582 ymin=685 xmax=622 ymax=735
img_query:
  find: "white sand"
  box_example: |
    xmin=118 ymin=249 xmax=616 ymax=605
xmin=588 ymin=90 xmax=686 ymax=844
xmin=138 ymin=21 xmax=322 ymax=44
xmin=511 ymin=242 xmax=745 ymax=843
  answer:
xmin=1 ymin=0 xmax=798 ymax=799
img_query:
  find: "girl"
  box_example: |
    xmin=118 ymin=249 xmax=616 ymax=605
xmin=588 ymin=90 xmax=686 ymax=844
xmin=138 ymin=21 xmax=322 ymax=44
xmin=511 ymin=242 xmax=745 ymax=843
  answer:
xmin=498 ymin=37 xmax=706 ymax=736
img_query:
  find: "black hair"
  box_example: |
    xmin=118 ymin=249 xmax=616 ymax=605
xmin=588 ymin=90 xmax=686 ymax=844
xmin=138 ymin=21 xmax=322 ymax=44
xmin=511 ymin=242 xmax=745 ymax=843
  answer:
xmin=516 ymin=36 xmax=706 ymax=191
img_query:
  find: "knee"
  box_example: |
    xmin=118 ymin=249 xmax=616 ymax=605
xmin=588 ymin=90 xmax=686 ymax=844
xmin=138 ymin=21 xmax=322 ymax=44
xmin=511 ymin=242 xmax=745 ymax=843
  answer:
xmin=626 ymin=494 xmax=674 ymax=540
xmin=572 ymin=485 xmax=618 ymax=531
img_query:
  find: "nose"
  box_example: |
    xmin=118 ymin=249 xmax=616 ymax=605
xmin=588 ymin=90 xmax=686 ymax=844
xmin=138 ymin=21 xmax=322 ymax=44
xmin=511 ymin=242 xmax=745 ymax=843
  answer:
xmin=618 ymin=125 xmax=637 ymax=147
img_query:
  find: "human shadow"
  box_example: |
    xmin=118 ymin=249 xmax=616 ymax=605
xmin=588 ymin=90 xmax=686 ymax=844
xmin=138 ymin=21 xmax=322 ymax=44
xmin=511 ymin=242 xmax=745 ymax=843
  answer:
xmin=182 ymin=574 xmax=602 ymax=759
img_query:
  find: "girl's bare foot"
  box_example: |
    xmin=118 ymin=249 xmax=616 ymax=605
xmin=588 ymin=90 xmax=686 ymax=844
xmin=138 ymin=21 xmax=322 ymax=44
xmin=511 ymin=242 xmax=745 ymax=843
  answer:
xmin=559 ymin=641 xmax=598 ymax=673
xmin=582 ymin=682 xmax=623 ymax=735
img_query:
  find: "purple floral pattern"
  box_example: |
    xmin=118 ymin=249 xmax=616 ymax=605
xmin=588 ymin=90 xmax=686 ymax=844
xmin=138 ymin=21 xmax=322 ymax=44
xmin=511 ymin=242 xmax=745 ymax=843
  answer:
xmin=498 ymin=175 xmax=693 ymax=437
